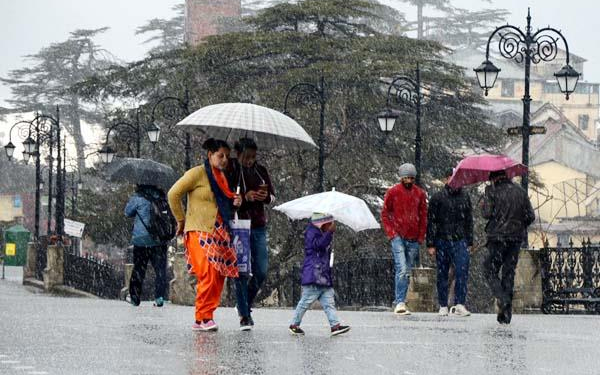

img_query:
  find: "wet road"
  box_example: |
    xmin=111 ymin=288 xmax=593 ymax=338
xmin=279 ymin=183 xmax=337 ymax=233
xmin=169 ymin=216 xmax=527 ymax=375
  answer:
xmin=1 ymin=268 xmax=599 ymax=375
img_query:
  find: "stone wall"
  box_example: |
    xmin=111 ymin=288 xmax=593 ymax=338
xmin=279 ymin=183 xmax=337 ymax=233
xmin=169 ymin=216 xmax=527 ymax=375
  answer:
xmin=23 ymin=241 xmax=37 ymax=280
xmin=169 ymin=252 xmax=196 ymax=306
xmin=406 ymin=267 xmax=437 ymax=312
xmin=513 ymin=249 xmax=543 ymax=313
xmin=43 ymin=244 xmax=64 ymax=291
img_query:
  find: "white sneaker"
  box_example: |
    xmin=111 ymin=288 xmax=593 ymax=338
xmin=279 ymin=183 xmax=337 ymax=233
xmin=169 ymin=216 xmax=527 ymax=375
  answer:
xmin=394 ymin=302 xmax=411 ymax=315
xmin=438 ymin=306 xmax=449 ymax=316
xmin=450 ymin=304 xmax=471 ymax=317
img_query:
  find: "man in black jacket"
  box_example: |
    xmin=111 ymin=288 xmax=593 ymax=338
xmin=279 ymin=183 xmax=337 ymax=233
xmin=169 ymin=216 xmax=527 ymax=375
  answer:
xmin=427 ymin=169 xmax=473 ymax=317
xmin=482 ymin=170 xmax=535 ymax=324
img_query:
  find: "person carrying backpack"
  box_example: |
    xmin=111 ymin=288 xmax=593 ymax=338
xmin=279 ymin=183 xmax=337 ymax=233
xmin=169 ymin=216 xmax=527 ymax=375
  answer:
xmin=125 ymin=184 xmax=175 ymax=307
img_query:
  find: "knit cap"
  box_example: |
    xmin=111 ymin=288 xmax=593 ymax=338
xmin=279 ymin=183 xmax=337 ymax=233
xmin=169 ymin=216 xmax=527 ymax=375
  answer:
xmin=310 ymin=212 xmax=334 ymax=227
xmin=399 ymin=163 xmax=417 ymax=178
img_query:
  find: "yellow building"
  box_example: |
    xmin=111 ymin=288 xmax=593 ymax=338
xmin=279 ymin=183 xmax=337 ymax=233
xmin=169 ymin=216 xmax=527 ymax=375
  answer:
xmin=0 ymin=194 xmax=23 ymax=222
xmin=505 ymin=105 xmax=600 ymax=247
xmin=0 ymin=156 xmax=37 ymax=231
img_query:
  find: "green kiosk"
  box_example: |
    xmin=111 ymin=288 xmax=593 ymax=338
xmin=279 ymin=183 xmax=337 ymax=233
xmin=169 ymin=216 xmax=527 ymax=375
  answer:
xmin=3 ymin=224 xmax=31 ymax=266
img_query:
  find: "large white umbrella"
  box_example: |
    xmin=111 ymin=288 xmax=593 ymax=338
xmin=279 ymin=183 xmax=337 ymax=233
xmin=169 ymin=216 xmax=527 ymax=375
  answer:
xmin=176 ymin=102 xmax=317 ymax=150
xmin=273 ymin=189 xmax=380 ymax=232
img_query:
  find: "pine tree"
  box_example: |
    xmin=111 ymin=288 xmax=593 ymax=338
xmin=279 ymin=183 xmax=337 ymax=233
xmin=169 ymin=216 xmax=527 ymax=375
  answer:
xmin=425 ymin=7 xmax=509 ymax=49
xmin=136 ymin=4 xmax=185 ymax=54
xmin=395 ymin=0 xmax=451 ymax=39
xmin=1 ymin=28 xmax=116 ymax=171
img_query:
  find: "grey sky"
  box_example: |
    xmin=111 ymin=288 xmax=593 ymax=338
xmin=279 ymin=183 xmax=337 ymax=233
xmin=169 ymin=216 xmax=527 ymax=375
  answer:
xmin=0 ymin=0 xmax=181 ymax=106
xmin=1 ymin=0 xmax=599 ymax=107
xmin=380 ymin=0 xmax=600 ymax=82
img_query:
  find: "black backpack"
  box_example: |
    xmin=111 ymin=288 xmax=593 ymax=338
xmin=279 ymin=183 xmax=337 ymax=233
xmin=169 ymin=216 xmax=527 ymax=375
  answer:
xmin=137 ymin=192 xmax=177 ymax=243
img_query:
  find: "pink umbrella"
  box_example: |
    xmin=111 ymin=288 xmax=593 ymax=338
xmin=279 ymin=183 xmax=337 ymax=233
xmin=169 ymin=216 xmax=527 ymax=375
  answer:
xmin=448 ymin=154 xmax=528 ymax=189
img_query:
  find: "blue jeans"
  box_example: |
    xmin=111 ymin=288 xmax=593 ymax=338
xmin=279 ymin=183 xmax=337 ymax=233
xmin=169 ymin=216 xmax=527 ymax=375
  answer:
xmin=235 ymin=227 xmax=269 ymax=317
xmin=248 ymin=227 xmax=268 ymax=308
xmin=435 ymin=240 xmax=470 ymax=306
xmin=291 ymin=285 xmax=340 ymax=327
xmin=391 ymin=236 xmax=420 ymax=304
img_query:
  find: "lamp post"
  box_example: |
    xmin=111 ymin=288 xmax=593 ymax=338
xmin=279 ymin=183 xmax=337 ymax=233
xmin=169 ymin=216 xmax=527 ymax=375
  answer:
xmin=149 ymin=90 xmax=192 ymax=170
xmin=474 ymin=8 xmax=580 ymax=192
xmin=283 ymin=76 xmax=326 ymax=192
xmin=98 ymin=108 xmax=161 ymax=163
xmin=69 ymin=172 xmax=82 ymax=217
xmin=3 ymin=106 xmax=64 ymax=239
xmin=38 ymin=164 xmax=54 ymax=236
xmin=64 ymin=161 xmax=82 ymax=217
xmin=377 ymin=65 xmax=424 ymax=186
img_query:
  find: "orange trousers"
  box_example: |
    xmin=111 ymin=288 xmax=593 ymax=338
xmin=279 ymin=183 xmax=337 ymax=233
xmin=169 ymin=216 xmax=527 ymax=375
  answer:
xmin=185 ymin=232 xmax=226 ymax=322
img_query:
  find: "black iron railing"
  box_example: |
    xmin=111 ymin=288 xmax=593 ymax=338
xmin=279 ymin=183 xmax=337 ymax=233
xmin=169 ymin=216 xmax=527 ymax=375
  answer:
xmin=63 ymin=252 xmax=125 ymax=299
xmin=284 ymin=258 xmax=395 ymax=308
xmin=541 ymin=239 xmax=600 ymax=314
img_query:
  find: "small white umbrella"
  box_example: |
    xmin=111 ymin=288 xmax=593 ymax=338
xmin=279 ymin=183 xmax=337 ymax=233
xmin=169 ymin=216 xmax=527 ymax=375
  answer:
xmin=177 ymin=102 xmax=317 ymax=150
xmin=274 ymin=189 xmax=380 ymax=266
xmin=273 ymin=188 xmax=380 ymax=232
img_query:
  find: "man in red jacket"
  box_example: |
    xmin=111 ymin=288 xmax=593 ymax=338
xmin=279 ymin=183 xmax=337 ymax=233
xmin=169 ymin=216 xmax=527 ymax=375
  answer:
xmin=381 ymin=163 xmax=428 ymax=315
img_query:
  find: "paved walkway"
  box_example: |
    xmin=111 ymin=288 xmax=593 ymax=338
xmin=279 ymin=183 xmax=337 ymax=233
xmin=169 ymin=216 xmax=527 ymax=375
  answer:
xmin=1 ymin=267 xmax=599 ymax=375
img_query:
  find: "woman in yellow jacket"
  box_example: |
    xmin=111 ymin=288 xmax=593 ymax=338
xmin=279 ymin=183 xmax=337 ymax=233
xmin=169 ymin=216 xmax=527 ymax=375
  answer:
xmin=168 ymin=138 xmax=241 ymax=331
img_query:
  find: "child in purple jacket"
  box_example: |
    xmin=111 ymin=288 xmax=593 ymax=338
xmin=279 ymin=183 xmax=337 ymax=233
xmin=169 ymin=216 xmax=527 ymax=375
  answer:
xmin=289 ymin=213 xmax=350 ymax=336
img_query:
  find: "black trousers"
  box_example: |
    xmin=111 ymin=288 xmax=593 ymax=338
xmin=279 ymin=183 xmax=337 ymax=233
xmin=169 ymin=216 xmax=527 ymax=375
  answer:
xmin=129 ymin=245 xmax=167 ymax=300
xmin=483 ymin=239 xmax=522 ymax=307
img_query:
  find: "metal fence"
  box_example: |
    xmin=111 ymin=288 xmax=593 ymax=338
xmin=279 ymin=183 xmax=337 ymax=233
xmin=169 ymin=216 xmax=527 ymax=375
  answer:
xmin=540 ymin=239 xmax=600 ymax=314
xmin=282 ymin=258 xmax=395 ymax=308
xmin=62 ymin=246 xmax=173 ymax=301
xmin=63 ymin=251 xmax=125 ymax=299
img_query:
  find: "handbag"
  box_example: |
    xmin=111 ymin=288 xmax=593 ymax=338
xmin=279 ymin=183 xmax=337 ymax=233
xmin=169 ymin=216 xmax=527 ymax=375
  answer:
xmin=229 ymin=212 xmax=252 ymax=276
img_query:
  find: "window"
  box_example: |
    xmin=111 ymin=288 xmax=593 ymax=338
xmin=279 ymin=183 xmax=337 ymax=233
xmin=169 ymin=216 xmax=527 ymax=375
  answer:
xmin=578 ymin=114 xmax=589 ymax=130
xmin=13 ymin=195 xmax=21 ymax=208
xmin=501 ymin=80 xmax=514 ymax=97
xmin=557 ymin=233 xmax=571 ymax=247
xmin=543 ymin=82 xmax=561 ymax=93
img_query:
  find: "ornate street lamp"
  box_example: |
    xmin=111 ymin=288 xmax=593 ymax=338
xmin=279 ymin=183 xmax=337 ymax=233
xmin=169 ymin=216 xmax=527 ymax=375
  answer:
xmin=283 ymin=76 xmax=326 ymax=192
xmin=377 ymin=108 xmax=399 ymax=133
xmin=146 ymin=123 xmax=161 ymax=144
xmin=476 ymin=8 xmax=579 ymax=192
xmin=77 ymin=178 xmax=83 ymax=191
xmin=554 ymin=64 xmax=580 ymax=98
xmin=99 ymin=107 xmax=163 ymax=162
xmin=4 ymin=142 xmax=16 ymax=160
xmin=22 ymin=136 xmax=36 ymax=154
xmin=3 ymin=106 xmax=64 ymax=240
xmin=473 ymin=60 xmax=501 ymax=95
xmin=377 ymin=65 xmax=424 ymax=185
xmin=149 ymin=90 xmax=192 ymax=169
xmin=98 ymin=145 xmax=116 ymax=164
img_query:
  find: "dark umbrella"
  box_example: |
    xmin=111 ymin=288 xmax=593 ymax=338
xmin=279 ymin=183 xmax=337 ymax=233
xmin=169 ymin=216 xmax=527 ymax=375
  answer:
xmin=103 ymin=158 xmax=177 ymax=191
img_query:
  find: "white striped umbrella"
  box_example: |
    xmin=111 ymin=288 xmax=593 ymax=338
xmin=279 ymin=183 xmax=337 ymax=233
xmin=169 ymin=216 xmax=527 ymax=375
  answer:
xmin=176 ymin=102 xmax=317 ymax=150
